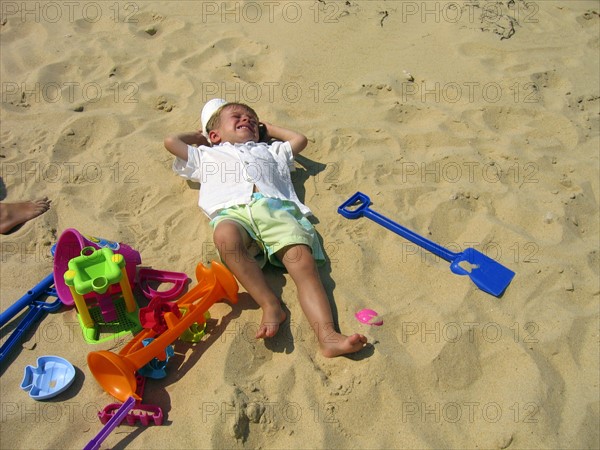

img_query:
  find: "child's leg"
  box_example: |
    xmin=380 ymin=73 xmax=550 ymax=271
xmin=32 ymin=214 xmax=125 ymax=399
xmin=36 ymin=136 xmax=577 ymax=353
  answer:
xmin=213 ymin=220 xmax=286 ymax=338
xmin=276 ymin=244 xmax=367 ymax=357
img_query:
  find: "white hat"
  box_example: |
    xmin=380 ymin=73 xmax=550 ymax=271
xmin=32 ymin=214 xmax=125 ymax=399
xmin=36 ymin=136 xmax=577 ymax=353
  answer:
xmin=201 ymin=98 xmax=228 ymax=138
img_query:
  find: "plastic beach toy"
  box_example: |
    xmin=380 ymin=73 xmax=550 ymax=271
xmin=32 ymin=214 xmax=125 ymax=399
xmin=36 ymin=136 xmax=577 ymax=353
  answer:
xmin=355 ymin=309 xmax=383 ymax=326
xmin=99 ymin=399 xmax=162 ymax=427
xmin=87 ymin=261 xmax=238 ymax=402
xmin=77 ymin=296 xmax=142 ymax=345
xmin=138 ymin=338 xmax=175 ymax=379
xmin=84 ymin=396 xmax=135 ymax=450
xmin=138 ymin=268 xmax=189 ymax=301
xmin=139 ymin=295 xmax=182 ymax=335
xmin=64 ymin=247 xmax=136 ymax=328
xmin=139 ymin=294 xmax=209 ymax=342
xmin=179 ymin=309 xmax=210 ymax=343
xmin=53 ymin=228 xmax=141 ymax=306
xmin=98 ymin=374 xmax=163 ymax=426
xmin=20 ymin=356 xmax=76 ymax=400
xmin=338 ymin=192 xmax=516 ymax=297
xmin=0 ymin=274 xmax=62 ymax=366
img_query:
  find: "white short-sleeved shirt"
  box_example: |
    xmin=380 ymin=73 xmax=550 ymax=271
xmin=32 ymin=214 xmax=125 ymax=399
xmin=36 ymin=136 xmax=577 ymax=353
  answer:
xmin=173 ymin=140 xmax=312 ymax=219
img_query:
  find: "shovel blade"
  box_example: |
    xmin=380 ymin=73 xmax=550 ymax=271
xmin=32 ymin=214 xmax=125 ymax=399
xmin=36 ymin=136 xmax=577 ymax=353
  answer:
xmin=450 ymin=248 xmax=515 ymax=297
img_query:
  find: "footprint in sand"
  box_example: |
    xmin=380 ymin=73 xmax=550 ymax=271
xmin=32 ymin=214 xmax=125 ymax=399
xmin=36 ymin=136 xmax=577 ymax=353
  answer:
xmin=455 ymin=0 xmax=537 ymax=40
xmin=432 ymin=338 xmax=482 ymax=390
xmin=469 ymin=106 xmax=579 ymax=153
xmin=155 ymin=95 xmax=175 ymax=112
xmin=51 ymin=115 xmax=135 ymax=161
xmin=576 ymin=9 xmax=599 ymax=28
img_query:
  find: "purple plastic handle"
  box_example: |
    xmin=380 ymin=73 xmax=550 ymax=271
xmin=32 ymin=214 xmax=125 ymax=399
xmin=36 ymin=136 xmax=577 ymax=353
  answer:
xmin=83 ymin=396 xmax=135 ymax=450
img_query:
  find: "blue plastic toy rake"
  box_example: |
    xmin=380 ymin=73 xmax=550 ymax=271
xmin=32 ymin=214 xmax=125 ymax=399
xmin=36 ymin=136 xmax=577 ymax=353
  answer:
xmin=338 ymin=192 xmax=515 ymax=297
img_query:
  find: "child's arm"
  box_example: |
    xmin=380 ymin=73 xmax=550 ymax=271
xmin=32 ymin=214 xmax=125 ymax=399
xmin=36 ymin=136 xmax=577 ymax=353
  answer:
xmin=262 ymin=122 xmax=308 ymax=156
xmin=164 ymin=131 xmax=209 ymax=161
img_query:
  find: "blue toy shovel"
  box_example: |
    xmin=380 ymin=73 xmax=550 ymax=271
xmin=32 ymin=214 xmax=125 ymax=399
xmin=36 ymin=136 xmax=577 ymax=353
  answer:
xmin=0 ymin=274 xmax=62 ymax=366
xmin=338 ymin=192 xmax=515 ymax=297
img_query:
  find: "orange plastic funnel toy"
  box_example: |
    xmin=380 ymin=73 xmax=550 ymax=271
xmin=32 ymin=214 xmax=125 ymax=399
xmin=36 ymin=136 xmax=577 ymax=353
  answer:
xmin=87 ymin=261 xmax=238 ymax=402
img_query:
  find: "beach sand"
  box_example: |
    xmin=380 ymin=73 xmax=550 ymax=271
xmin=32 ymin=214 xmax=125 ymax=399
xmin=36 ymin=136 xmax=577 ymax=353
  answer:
xmin=1 ymin=1 xmax=598 ymax=448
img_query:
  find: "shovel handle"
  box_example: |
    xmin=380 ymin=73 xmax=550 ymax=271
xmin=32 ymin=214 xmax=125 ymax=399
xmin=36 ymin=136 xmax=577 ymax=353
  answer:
xmin=84 ymin=396 xmax=136 ymax=450
xmin=338 ymin=192 xmax=373 ymax=220
xmin=0 ymin=297 xmax=62 ymax=365
xmin=0 ymin=273 xmax=55 ymax=328
xmin=338 ymin=192 xmax=459 ymax=262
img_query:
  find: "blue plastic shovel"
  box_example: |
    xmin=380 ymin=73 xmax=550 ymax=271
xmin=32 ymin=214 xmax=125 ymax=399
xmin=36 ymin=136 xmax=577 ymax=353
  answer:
xmin=0 ymin=274 xmax=62 ymax=366
xmin=338 ymin=192 xmax=515 ymax=297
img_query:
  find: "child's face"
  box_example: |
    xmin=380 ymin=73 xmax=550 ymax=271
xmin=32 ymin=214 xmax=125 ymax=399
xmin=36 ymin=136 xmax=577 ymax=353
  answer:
xmin=208 ymin=105 xmax=260 ymax=144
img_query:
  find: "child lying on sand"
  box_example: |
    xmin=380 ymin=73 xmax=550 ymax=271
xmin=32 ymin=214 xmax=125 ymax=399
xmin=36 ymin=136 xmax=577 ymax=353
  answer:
xmin=164 ymin=99 xmax=367 ymax=357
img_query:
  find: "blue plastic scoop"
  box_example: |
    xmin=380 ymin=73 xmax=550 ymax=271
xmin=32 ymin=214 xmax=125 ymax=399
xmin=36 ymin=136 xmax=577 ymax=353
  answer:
xmin=20 ymin=355 xmax=76 ymax=400
xmin=338 ymin=192 xmax=515 ymax=297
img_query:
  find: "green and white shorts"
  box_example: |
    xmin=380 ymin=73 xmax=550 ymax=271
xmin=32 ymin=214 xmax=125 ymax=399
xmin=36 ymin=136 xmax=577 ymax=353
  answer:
xmin=210 ymin=194 xmax=325 ymax=268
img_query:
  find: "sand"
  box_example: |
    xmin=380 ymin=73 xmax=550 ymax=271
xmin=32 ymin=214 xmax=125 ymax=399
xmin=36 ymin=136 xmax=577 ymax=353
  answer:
xmin=1 ymin=1 xmax=598 ymax=449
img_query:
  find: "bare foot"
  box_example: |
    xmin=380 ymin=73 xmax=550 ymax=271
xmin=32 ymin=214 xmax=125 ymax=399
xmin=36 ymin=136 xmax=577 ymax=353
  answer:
xmin=0 ymin=198 xmax=51 ymax=234
xmin=255 ymin=304 xmax=287 ymax=339
xmin=320 ymin=332 xmax=368 ymax=358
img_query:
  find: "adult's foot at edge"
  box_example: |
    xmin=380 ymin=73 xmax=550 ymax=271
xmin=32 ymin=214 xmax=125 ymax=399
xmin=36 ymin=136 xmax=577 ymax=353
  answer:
xmin=0 ymin=198 xmax=51 ymax=234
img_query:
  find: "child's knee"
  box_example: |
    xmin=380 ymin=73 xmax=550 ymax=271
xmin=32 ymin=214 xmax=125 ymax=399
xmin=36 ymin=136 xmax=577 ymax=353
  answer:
xmin=278 ymin=244 xmax=314 ymax=268
xmin=213 ymin=220 xmax=253 ymax=251
xmin=213 ymin=222 xmax=236 ymax=245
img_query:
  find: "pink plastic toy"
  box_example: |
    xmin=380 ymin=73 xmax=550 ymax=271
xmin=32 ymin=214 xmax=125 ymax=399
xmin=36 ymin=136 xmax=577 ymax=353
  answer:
xmin=99 ymin=401 xmax=163 ymax=426
xmin=84 ymin=396 xmax=135 ymax=450
xmin=98 ymin=374 xmax=163 ymax=426
xmin=138 ymin=296 xmax=181 ymax=335
xmin=138 ymin=268 xmax=189 ymax=301
xmin=355 ymin=309 xmax=383 ymax=326
xmin=138 ymin=269 xmax=210 ymax=342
